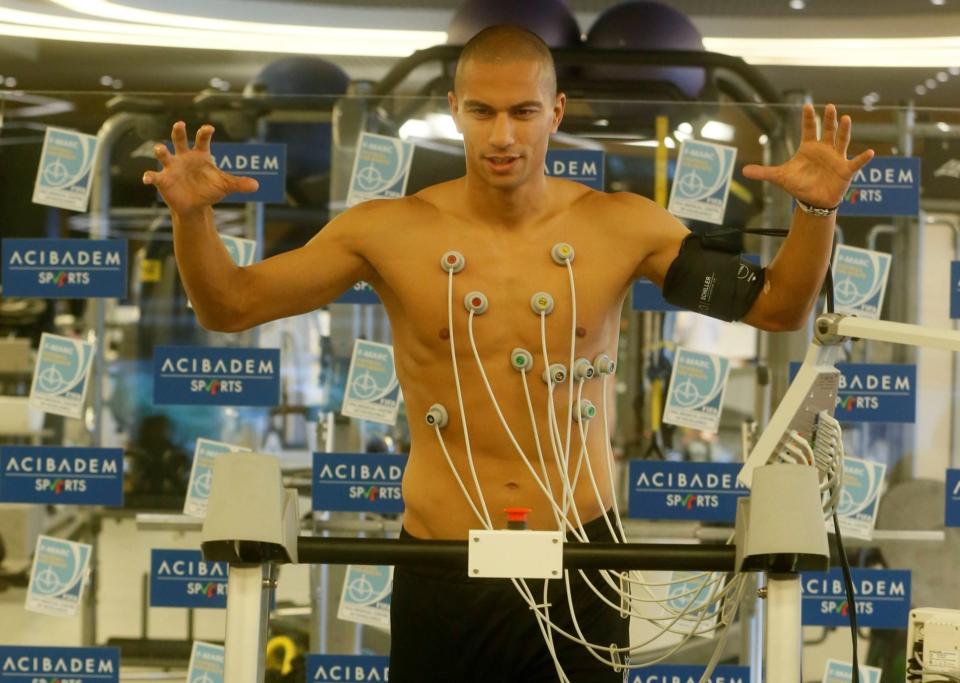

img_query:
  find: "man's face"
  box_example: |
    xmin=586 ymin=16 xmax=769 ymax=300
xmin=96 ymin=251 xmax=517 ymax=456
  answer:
xmin=449 ymin=59 xmax=565 ymax=191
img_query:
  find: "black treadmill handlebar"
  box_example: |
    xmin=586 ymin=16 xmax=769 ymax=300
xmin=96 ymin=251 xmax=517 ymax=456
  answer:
xmin=295 ymin=536 xmax=737 ymax=572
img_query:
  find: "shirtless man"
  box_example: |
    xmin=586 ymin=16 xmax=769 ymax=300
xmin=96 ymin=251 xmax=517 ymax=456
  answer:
xmin=144 ymin=25 xmax=873 ymax=683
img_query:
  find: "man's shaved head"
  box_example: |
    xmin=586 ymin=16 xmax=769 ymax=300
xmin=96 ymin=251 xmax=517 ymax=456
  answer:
xmin=454 ymin=25 xmax=558 ymax=98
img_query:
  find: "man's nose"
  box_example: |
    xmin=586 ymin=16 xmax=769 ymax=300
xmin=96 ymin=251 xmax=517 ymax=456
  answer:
xmin=489 ymin=112 xmax=515 ymax=148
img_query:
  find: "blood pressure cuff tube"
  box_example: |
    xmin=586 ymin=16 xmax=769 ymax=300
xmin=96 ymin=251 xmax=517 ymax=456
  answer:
xmin=661 ymin=233 xmax=765 ymax=322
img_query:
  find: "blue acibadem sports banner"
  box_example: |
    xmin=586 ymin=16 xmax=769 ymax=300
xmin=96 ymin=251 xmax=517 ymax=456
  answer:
xmin=2 ymin=238 xmax=127 ymax=298
xmin=153 ymin=346 xmax=280 ymax=406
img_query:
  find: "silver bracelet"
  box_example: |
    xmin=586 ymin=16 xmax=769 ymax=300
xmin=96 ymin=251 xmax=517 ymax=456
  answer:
xmin=795 ymin=197 xmax=840 ymax=217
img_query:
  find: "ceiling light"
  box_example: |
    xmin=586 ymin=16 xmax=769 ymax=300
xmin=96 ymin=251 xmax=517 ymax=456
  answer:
xmin=703 ymin=36 xmax=960 ymax=67
xmin=399 ymin=119 xmax=430 ymax=140
xmin=937 ymin=122 xmax=951 ymax=132
xmin=789 ymin=0 xmax=806 ymax=9
xmin=931 ymin=0 xmax=947 ymax=5
xmin=937 ymin=71 xmax=950 ymax=81
xmin=626 ymin=138 xmax=676 ymax=149
xmin=926 ymin=78 xmax=938 ymax=88
xmin=594 ymin=119 xmax=610 ymax=127
xmin=46 ymin=0 xmax=446 ymax=56
xmin=915 ymin=85 xmax=927 ymax=95
xmin=0 ymin=4 xmax=447 ymax=57
xmin=758 ymin=134 xmax=769 ymax=145
xmin=4 ymin=77 xmax=15 ymax=87
xmin=950 ymin=66 xmax=960 ymax=75
xmin=7 ymin=0 xmax=960 ymax=67
xmin=700 ymin=121 xmax=735 ymax=142
xmin=399 ymin=113 xmax=461 ymax=141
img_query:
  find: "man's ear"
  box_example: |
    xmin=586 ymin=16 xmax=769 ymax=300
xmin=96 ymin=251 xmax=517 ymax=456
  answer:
xmin=551 ymin=92 xmax=567 ymax=134
xmin=447 ymin=91 xmax=462 ymax=132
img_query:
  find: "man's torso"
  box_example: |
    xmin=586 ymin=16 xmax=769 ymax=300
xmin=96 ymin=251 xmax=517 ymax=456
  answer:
xmin=354 ymin=178 xmax=652 ymax=538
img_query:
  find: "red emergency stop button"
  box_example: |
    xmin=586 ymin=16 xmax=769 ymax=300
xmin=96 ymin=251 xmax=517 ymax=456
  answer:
xmin=504 ymin=507 xmax=532 ymax=530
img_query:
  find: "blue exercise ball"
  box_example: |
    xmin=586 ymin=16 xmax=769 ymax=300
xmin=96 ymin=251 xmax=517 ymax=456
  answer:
xmin=446 ymin=0 xmax=582 ymax=47
xmin=247 ymin=57 xmax=350 ymax=181
xmin=585 ymin=1 xmax=705 ymax=99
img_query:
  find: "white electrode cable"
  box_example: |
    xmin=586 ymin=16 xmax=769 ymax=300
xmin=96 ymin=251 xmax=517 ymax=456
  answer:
xmin=432 ymin=424 xmax=487 ymax=527
xmin=446 ymin=269 xmax=491 ymax=528
xmin=465 ymin=310 xmax=565 ymax=529
xmin=562 ymin=259 xmax=578 ymax=480
xmin=519 ymin=369 xmax=562 ymax=529
xmin=600 ymin=374 xmax=629 ymax=545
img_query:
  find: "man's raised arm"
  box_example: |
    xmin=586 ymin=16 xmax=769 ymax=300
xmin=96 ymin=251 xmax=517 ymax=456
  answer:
xmin=143 ymin=122 xmax=376 ymax=333
xmin=635 ymin=103 xmax=874 ymax=332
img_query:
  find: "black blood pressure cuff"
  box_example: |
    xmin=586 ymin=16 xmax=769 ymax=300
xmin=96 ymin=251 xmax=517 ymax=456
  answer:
xmin=661 ymin=234 xmax=765 ymax=322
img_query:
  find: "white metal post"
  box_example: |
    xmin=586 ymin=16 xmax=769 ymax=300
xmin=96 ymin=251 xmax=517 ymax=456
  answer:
xmin=766 ymin=573 xmax=802 ymax=683
xmin=224 ymin=563 xmax=272 ymax=683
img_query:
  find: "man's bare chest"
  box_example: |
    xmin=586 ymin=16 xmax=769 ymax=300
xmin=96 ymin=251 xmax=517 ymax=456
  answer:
xmin=365 ymin=215 xmax=637 ymax=356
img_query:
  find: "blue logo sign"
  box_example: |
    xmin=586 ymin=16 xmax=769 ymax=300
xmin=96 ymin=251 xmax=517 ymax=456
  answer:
xmin=841 ymin=156 xmax=921 ymax=216
xmin=628 ymin=461 xmax=748 ymax=522
xmin=791 ymin=362 xmax=915 ymax=423
xmin=2 ymin=239 xmax=127 ymax=298
xmin=215 ymin=143 xmax=286 ymax=204
xmin=312 ymin=453 xmax=407 ymax=513
xmin=335 ymin=280 xmax=380 ymax=305
xmin=951 ymin=261 xmax=960 ymax=319
xmin=347 ymin=132 xmax=414 ymax=206
xmin=663 ymin=348 xmax=731 ymax=432
xmin=162 ymin=143 xmax=286 ymax=204
xmin=801 ymin=568 xmax=911 ymax=628
xmin=823 ymin=659 xmax=882 ymax=683
xmin=668 ymin=140 xmax=737 ymax=225
xmin=545 ymin=149 xmax=604 ymax=190
xmin=149 ymin=549 xmax=228 ymax=609
xmin=306 ymin=655 xmax=390 ymax=682
xmin=188 ymin=642 xmax=224 ymax=683
xmin=33 ymin=127 xmax=98 ymax=211
xmin=26 ymin=536 xmax=91 ymax=617
xmin=832 ymin=246 xmax=891 ymax=319
xmin=220 ymin=234 xmax=256 ymax=266
xmin=947 ymin=469 xmax=960 ymax=528
xmin=153 ymin=346 xmax=280 ymax=406
xmin=0 ymin=446 xmax=123 ymax=506
xmin=29 ymin=333 xmax=95 ymax=420
xmin=628 ymin=665 xmax=750 ymax=683
xmin=0 ymin=646 xmax=120 ymax=683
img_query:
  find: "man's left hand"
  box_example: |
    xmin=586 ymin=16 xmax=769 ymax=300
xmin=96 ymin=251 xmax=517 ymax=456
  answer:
xmin=742 ymin=103 xmax=875 ymax=210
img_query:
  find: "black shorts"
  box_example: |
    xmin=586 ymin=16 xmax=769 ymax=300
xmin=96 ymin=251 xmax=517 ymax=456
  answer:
xmin=389 ymin=513 xmax=630 ymax=683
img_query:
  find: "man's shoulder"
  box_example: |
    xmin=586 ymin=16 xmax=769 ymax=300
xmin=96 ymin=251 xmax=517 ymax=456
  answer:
xmin=410 ymin=178 xmax=463 ymax=212
xmin=345 ymin=193 xmax=436 ymax=215
xmin=562 ymin=185 xmax=658 ymax=220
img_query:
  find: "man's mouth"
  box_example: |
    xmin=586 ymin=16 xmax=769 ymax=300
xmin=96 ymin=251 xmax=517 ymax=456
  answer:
xmin=484 ymin=155 xmax=520 ymax=171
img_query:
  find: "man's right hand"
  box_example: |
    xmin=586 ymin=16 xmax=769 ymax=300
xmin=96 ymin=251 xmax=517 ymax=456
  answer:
xmin=142 ymin=121 xmax=259 ymax=216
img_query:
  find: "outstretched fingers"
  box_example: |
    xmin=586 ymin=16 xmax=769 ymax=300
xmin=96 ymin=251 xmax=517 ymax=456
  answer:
xmin=195 ymin=124 xmax=215 ymax=154
xmin=154 ymin=143 xmax=173 ymax=168
xmin=231 ymin=176 xmax=260 ymax=194
xmin=847 ymin=148 xmax=876 ymax=173
xmin=800 ymin=103 xmax=818 ymax=143
xmin=742 ymin=163 xmax=781 ymax=183
xmin=171 ymin=120 xmax=189 ymax=155
xmin=821 ymin=104 xmax=838 ymax=147
xmin=835 ymin=115 xmax=852 ymax=157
